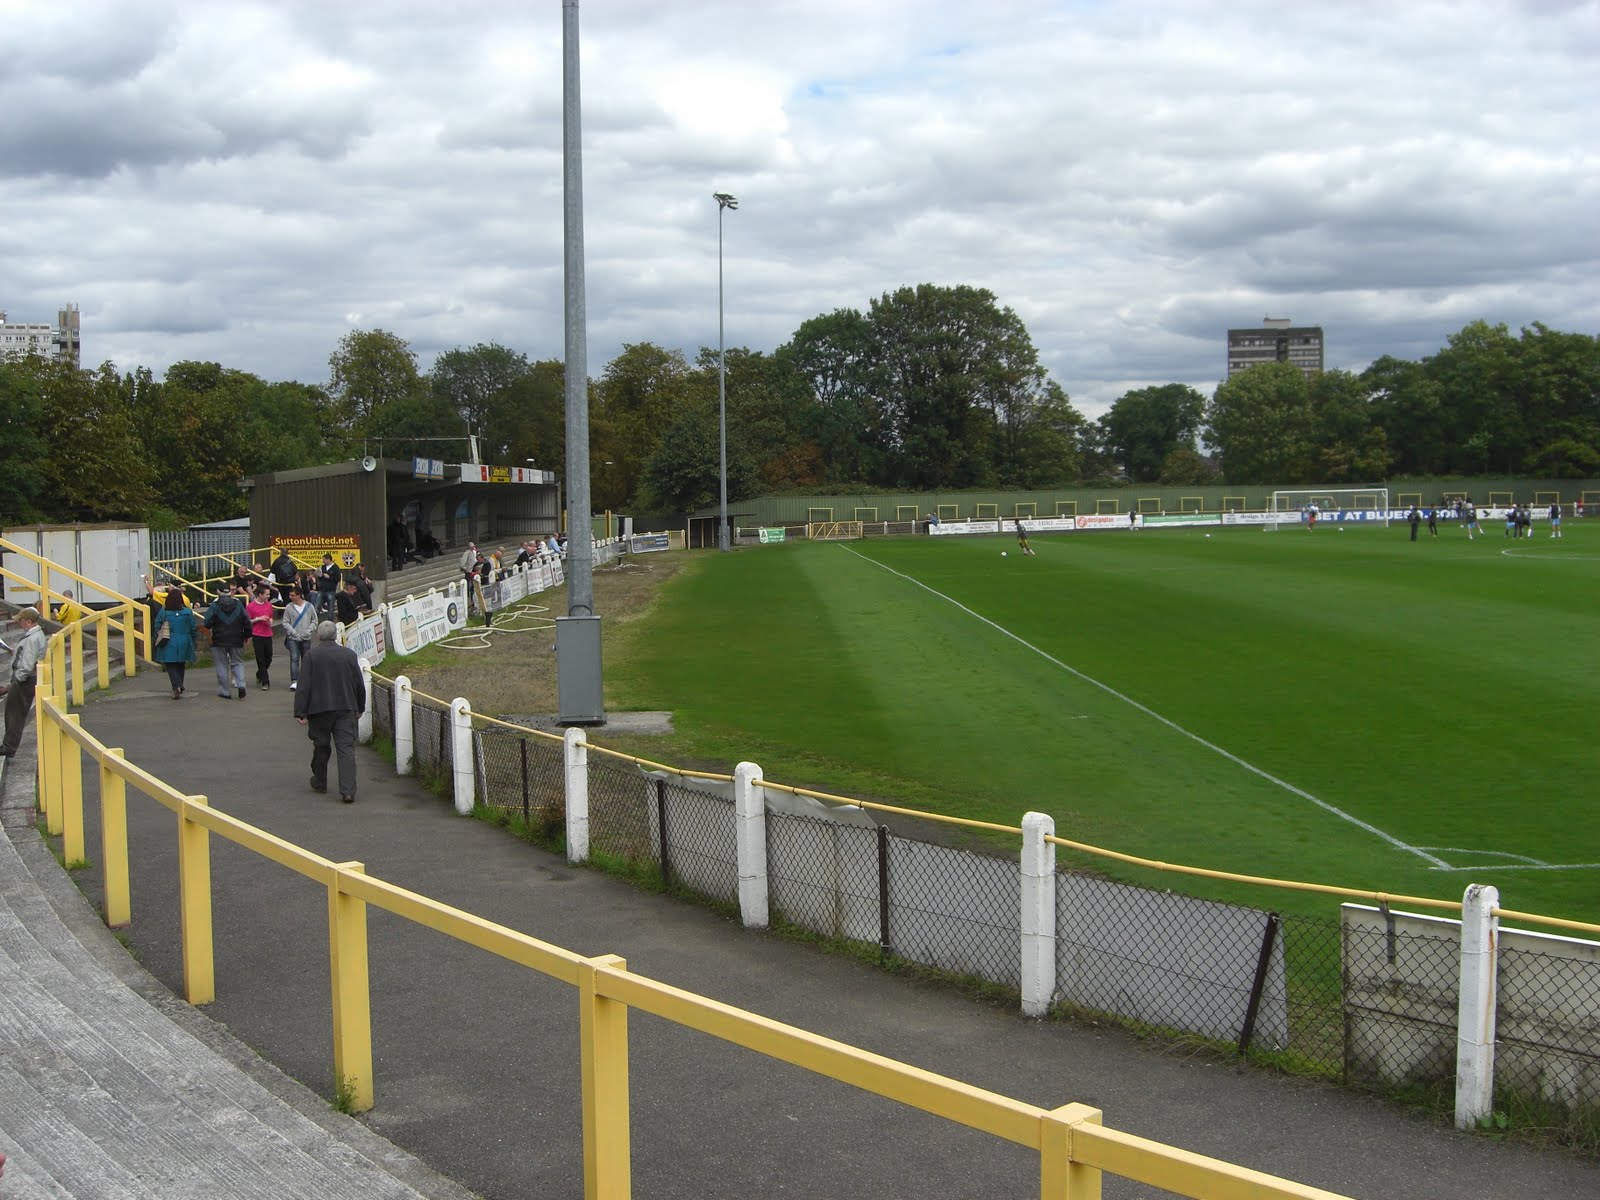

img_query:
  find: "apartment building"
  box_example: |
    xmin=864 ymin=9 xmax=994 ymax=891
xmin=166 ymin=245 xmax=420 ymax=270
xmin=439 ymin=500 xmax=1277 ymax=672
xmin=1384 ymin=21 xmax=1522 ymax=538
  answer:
xmin=1226 ymin=316 xmax=1323 ymax=379
xmin=0 ymin=304 xmax=81 ymax=367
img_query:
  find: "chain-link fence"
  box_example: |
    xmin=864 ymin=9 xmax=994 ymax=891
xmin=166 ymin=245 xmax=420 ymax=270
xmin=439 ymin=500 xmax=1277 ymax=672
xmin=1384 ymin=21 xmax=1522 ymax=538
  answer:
xmin=587 ymin=754 xmax=657 ymax=864
xmin=473 ymin=720 xmax=566 ymax=832
xmin=370 ymin=675 xmax=393 ymax=742
xmin=409 ymin=691 xmax=453 ymax=778
xmin=891 ymin=836 xmax=1019 ymax=988
xmin=768 ymin=809 xmax=883 ymax=946
xmin=1496 ymin=941 xmax=1600 ymax=1142
xmin=1055 ymin=872 xmax=1289 ymax=1049
xmin=1341 ymin=913 xmax=1461 ymax=1089
xmin=651 ymin=775 xmax=738 ymax=907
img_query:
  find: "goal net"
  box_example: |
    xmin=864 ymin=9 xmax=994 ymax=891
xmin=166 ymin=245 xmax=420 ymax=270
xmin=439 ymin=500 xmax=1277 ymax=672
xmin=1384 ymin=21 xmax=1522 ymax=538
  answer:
xmin=1266 ymin=487 xmax=1389 ymax=530
xmin=808 ymin=521 xmax=864 ymax=541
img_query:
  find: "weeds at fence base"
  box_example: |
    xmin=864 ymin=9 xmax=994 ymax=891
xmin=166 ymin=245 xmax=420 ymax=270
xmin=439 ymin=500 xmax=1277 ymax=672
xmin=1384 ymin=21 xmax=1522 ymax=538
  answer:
xmin=471 ymin=803 xmax=566 ymax=855
xmin=331 ymin=1075 xmax=360 ymax=1115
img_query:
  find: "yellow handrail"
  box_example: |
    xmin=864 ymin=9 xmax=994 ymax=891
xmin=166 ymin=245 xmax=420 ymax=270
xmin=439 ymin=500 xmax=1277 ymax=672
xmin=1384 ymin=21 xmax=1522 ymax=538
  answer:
xmin=36 ymin=630 xmax=1352 ymax=1200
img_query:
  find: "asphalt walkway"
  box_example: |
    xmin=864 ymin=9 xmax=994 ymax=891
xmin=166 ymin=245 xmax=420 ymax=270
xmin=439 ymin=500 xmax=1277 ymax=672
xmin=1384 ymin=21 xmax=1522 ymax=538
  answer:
xmin=2 ymin=668 xmax=1596 ymax=1199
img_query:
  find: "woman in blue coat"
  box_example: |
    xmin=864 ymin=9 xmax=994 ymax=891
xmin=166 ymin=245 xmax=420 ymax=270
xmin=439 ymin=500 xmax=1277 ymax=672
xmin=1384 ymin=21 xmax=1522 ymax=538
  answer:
xmin=152 ymin=587 xmax=201 ymax=699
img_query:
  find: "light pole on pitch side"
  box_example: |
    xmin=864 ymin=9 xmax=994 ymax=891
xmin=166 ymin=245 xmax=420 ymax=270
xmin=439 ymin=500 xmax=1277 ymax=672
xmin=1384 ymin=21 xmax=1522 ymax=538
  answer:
xmin=714 ymin=191 xmax=738 ymax=552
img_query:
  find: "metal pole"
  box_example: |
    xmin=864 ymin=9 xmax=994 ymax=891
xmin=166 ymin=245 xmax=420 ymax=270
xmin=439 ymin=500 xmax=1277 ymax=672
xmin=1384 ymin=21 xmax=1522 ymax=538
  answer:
xmin=558 ymin=0 xmax=604 ymax=725
xmin=714 ymin=192 xmax=737 ymax=553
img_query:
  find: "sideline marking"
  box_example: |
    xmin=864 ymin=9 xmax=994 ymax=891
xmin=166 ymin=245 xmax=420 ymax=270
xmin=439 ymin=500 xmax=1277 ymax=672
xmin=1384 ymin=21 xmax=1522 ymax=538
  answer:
xmin=840 ymin=545 xmax=1449 ymax=869
xmin=1499 ymin=548 xmax=1600 ymax=561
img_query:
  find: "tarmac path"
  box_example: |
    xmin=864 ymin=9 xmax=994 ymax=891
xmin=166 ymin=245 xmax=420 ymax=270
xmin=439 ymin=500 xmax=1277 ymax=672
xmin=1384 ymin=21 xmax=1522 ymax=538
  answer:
xmin=9 ymin=668 xmax=1598 ymax=1199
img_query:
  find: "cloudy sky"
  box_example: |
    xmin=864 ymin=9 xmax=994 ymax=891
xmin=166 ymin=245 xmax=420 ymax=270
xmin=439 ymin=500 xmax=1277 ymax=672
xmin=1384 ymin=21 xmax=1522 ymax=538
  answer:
xmin=3 ymin=0 xmax=1596 ymax=418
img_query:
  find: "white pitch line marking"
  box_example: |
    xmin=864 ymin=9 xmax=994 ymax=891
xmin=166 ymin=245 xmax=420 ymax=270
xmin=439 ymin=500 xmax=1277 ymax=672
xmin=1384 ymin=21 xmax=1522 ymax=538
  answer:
xmin=841 ymin=545 xmax=1449 ymax=869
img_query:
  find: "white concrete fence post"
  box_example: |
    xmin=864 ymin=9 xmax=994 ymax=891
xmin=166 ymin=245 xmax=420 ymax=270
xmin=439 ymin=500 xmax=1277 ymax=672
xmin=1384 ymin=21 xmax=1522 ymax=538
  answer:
xmin=1020 ymin=811 xmax=1057 ymax=1018
xmin=564 ymin=727 xmax=590 ymax=864
xmin=734 ymin=761 xmax=768 ymax=929
xmin=357 ymin=660 xmax=373 ymax=744
xmin=393 ymin=675 xmax=414 ymax=775
xmin=1455 ymin=882 xmax=1500 ymax=1129
xmin=449 ymin=698 xmax=474 ymax=815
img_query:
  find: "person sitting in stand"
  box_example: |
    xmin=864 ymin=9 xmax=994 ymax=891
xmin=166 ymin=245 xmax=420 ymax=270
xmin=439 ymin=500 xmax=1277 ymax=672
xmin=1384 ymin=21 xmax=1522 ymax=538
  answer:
xmin=349 ymin=563 xmax=375 ymax=611
xmin=416 ymin=527 xmax=441 ymax=557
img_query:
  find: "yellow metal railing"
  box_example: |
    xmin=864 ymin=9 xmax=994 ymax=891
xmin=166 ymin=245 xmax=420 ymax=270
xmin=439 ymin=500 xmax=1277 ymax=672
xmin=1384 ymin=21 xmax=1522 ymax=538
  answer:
xmin=32 ymin=639 xmax=1350 ymax=1198
xmin=1 ymin=535 xmax=152 ymax=673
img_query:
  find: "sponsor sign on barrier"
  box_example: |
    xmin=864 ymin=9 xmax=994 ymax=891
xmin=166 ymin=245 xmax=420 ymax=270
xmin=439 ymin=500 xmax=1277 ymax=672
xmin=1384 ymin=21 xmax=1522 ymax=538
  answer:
xmin=759 ymin=528 xmax=786 ymax=544
xmin=342 ymin=611 xmax=388 ymax=667
xmin=385 ymin=583 xmax=468 ymax=656
xmin=929 ymin=520 xmax=1001 ymax=536
xmin=630 ymin=533 xmax=672 ymax=553
xmin=1073 ymin=514 xmax=1129 ymax=531
xmin=1142 ymin=513 xmax=1213 ymax=527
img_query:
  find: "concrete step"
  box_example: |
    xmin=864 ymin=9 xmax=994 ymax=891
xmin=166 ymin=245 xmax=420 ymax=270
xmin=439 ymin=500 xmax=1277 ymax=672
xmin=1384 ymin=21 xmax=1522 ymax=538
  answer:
xmin=0 ymin=806 xmax=479 ymax=1200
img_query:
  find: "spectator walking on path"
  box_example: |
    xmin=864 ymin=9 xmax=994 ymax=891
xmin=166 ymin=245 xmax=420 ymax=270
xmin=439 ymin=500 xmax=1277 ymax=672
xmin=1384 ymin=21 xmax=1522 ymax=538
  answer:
xmin=246 ymin=583 xmax=277 ymax=690
xmin=152 ymin=588 xmax=201 ymax=699
xmin=281 ymin=586 xmax=317 ymax=691
xmin=203 ymin=585 xmax=251 ymax=699
xmin=0 ymin=607 xmax=47 ymax=758
xmin=294 ymin=620 xmax=366 ymax=804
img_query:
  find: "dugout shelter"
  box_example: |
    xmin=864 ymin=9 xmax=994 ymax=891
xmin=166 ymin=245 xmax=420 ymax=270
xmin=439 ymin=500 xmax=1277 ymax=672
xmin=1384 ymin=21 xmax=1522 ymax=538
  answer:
xmin=246 ymin=457 xmax=561 ymax=587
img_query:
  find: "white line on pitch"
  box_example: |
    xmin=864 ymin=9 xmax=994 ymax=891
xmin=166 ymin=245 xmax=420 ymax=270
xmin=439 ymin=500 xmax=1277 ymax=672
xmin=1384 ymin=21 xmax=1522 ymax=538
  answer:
xmin=841 ymin=545 xmax=1448 ymax=869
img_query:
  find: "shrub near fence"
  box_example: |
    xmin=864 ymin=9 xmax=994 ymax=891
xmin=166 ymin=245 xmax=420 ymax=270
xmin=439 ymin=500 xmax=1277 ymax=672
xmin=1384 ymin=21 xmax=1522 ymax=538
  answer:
xmin=375 ymin=670 xmax=1600 ymax=1147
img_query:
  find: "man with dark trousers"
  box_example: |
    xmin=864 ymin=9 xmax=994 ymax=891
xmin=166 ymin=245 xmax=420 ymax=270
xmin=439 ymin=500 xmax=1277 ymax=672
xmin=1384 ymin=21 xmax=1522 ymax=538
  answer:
xmin=1 ymin=607 xmax=47 ymax=758
xmin=294 ymin=620 xmax=366 ymax=804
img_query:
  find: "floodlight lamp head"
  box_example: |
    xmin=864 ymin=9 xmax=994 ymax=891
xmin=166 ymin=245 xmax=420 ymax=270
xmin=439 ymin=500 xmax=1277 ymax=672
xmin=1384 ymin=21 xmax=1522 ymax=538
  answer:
xmin=714 ymin=192 xmax=738 ymax=210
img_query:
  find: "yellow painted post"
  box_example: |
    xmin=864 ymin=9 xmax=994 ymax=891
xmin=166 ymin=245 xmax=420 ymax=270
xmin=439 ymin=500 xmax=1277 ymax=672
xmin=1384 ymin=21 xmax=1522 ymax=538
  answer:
xmin=42 ymin=693 xmax=64 ymax=836
xmin=328 ymin=862 xmax=374 ymax=1113
xmin=178 ymin=795 xmax=216 ymax=1005
xmin=95 ymin=617 xmax=110 ymax=690
xmin=580 ymin=953 xmax=631 ymax=1200
xmin=61 ymin=715 xmax=85 ymax=864
xmin=1040 ymin=1104 xmax=1103 ymax=1200
xmin=99 ymin=749 xmax=131 ymax=928
xmin=69 ymin=622 xmax=84 ymax=705
xmin=36 ymin=674 xmax=59 ymax=830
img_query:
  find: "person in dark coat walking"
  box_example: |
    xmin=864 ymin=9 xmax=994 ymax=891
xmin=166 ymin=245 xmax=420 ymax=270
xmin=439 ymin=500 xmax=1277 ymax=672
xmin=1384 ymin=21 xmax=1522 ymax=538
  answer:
xmin=203 ymin=585 xmax=252 ymax=699
xmin=293 ymin=621 xmax=366 ymax=803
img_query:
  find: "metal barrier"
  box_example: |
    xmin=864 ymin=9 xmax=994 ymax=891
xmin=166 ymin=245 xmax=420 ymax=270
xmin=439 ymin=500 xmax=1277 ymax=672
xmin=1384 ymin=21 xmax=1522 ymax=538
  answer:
xmin=30 ymin=628 xmax=1353 ymax=1198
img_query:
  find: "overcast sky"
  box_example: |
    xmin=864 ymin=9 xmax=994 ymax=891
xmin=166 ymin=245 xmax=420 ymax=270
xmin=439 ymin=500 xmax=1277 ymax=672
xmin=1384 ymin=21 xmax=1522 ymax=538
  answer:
xmin=3 ymin=0 xmax=1596 ymax=419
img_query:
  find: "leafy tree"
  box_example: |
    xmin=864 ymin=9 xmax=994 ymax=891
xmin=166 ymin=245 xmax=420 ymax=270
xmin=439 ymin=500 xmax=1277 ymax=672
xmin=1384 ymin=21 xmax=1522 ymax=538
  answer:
xmin=1157 ymin=447 xmax=1219 ymax=486
xmin=241 ymin=381 xmax=342 ymax=473
xmin=1307 ymin=369 xmax=1392 ymax=482
xmin=36 ymin=361 xmax=154 ymax=519
xmin=430 ymin=343 xmax=534 ymax=460
xmin=591 ymin=343 xmax=695 ymax=507
xmin=779 ymin=309 xmax=883 ymax=484
xmin=865 ymin=284 xmax=1049 ymax=489
xmin=0 ymin=358 xmax=49 ymax=520
xmin=142 ymin=362 xmax=265 ymax=521
xmin=327 ymin=329 xmax=424 ymax=430
xmin=1102 ymin=383 xmax=1206 ymax=483
xmin=1204 ymin=362 xmax=1315 ymax=484
xmin=494 ymin=359 xmax=566 ymax=476
xmin=638 ymin=394 xmax=762 ymax=512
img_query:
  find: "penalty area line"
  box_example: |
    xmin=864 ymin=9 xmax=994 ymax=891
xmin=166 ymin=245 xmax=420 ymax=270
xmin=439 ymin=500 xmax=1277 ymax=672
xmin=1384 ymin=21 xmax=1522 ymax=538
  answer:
xmin=840 ymin=545 xmax=1448 ymax=869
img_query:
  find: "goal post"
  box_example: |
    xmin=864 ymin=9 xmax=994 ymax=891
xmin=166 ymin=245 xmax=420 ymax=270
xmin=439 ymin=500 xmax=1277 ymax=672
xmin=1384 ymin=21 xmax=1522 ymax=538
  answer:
xmin=1267 ymin=487 xmax=1390 ymax=530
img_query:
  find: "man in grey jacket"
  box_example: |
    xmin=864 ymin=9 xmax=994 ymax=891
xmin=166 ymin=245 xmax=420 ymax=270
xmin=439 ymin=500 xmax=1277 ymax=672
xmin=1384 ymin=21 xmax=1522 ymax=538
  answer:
xmin=293 ymin=621 xmax=366 ymax=803
xmin=1 ymin=607 xmax=47 ymax=758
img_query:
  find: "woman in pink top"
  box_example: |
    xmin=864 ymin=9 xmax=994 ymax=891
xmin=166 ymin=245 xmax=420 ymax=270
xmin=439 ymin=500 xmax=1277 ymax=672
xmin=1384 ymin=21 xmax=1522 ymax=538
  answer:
xmin=245 ymin=583 xmax=278 ymax=690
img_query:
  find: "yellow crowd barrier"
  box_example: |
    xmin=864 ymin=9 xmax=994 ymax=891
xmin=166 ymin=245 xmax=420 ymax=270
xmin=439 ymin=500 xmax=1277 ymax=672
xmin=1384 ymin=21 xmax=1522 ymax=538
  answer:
xmin=28 ymin=632 xmax=1353 ymax=1198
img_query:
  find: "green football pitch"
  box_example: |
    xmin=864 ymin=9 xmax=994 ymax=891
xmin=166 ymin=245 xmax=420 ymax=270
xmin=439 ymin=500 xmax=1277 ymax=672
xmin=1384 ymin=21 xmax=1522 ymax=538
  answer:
xmin=611 ymin=520 xmax=1600 ymax=924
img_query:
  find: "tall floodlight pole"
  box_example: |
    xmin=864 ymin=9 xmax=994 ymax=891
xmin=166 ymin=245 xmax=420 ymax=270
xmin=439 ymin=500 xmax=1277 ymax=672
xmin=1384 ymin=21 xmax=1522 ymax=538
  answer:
xmin=557 ymin=0 xmax=603 ymax=725
xmin=714 ymin=191 xmax=738 ymax=552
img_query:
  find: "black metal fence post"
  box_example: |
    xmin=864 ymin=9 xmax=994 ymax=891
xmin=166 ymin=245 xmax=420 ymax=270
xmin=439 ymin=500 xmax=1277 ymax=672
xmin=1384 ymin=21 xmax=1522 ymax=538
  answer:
xmin=656 ymin=777 xmax=672 ymax=890
xmin=519 ymin=738 xmax=530 ymax=822
xmin=1238 ymin=913 xmax=1281 ymax=1053
xmin=877 ymin=825 xmax=891 ymax=959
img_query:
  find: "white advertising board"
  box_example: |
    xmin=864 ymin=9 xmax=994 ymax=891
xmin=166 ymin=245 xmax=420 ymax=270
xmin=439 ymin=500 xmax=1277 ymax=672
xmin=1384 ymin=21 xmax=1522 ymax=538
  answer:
xmin=385 ymin=582 xmax=469 ymax=656
xmin=342 ymin=611 xmax=388 ymax=667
